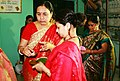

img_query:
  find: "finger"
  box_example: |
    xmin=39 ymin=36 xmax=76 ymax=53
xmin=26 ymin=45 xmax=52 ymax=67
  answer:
xmin=32 ymin=65 xmax=36 ymax=69
xmin=31 ymin=52 xmax=36 ymax=56
xmin=28 ymin=48 xmax=34 ymax=53
xmin=39 ymin=42 xmax=46 ymax=45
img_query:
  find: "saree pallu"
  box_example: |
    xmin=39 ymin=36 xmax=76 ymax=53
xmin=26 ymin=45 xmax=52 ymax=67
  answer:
xmin=41 ymin=41 xmax=86 ymax=81
xmin=0 ymin=48 xmax=17 ymax=81
xmin=82 ymin=30 xmax=116 ymax=81
xmin=23 ymin=24 xmax=62 ymax=81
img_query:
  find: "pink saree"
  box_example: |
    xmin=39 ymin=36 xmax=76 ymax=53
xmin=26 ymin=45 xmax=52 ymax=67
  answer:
xmin=0 ymin=48 xmax=17 ymax=81
xmin=22 ymin=24 xmax=62 ymax=81
xmin=41 ymin=41 xmax=87 ymax=81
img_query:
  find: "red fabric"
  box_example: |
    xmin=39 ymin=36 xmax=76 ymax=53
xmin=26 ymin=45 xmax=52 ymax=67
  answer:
xmin=40 ymin=41 xmax=87 ymax=81
xmin=21 ymin=22 xmax=37 ymax=40
xmin=22 ymin=24 xmax=62 ymax=81
xmin=0 ymin=48 xmax=17 ymax=81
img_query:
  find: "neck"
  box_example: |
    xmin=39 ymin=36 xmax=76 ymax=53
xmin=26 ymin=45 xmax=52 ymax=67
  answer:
xmin=65 ymin=35 xmax=77 ymax=41
xmin=69 ymin=27 xmax=77 ymax=38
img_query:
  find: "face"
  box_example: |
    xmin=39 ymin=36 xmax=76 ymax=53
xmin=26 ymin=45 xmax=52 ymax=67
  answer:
xmin=56 ymin=22 xmax=68 ymax=38
xmin=26 ymin=18 xmax=33 ymax=24
xmin=88 ymin=21 xmax=96 ymax=32
xmin=36 ymin=6 xmax=52 ymax=25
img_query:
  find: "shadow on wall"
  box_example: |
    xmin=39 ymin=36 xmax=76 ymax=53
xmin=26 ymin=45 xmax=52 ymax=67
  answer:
xmin=0 ymin=18 xmax=19 ymax=66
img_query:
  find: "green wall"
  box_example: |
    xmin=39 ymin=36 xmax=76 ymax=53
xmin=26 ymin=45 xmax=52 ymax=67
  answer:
xmin=0 ymin=0 xmax=33 ymax=66
xmin=77 ymin=0 xmax=84 ymax=12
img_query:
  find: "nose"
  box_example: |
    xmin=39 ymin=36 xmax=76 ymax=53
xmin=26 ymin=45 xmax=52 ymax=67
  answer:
xmin=40 ymin=14 xmax=44 ymax=19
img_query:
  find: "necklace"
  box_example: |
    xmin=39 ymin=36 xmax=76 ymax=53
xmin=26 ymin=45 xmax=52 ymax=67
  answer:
xmin=65 ymin=36 xmax=78 ymax=41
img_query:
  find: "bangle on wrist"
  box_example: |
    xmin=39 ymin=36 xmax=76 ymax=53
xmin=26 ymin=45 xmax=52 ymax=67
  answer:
xmin=18 ymin=49 xmax=23 ymax=55
xmin=91 ymin=50 xmax=93 ymax=54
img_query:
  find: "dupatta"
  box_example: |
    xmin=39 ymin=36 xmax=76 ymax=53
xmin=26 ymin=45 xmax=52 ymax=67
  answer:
xmin=0 ymin=48 xmax=17 ymax=81
xmin=41 ymin=41 xmax=86 ymax=81
xmin=23 ymin=24 xmax=62 ymax=81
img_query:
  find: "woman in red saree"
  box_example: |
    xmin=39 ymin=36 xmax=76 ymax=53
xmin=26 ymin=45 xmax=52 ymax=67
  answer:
xmin=32 ymin=9 xmax=87 ymax=81
xmin=18 ymin=1 xmax=62 ymax=81
xmin=0 ymin=48 xmax=17 ymax=81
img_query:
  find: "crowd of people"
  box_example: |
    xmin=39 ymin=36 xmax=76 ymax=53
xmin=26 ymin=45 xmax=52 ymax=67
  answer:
xmin=0 ymin=0 xmax=116 ymax=81
xmin=17 ymin=1 xmax=116 ymax=81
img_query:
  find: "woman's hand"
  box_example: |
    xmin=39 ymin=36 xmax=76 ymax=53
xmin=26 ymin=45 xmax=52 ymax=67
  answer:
xmin=18 ymin=46 xmax=36 ymax=57
xmin=18 ymin=38 xmax=36 ymax=57
xmin=32 ymin=62 xmax=51 ymax=77
xmin=39 ymin=42 xmax=55 ymax=51
xmin=80 ymin=46 xmax=87 ymax=54
xmin=81 ymin=49 xmax=91 ymax=54
xmin=22 ymin=46 xmax=36 ymax=57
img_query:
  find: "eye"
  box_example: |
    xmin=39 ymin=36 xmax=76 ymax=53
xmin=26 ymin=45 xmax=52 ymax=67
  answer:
xmin=43 ymin=13 xmax=48 ymax=16
xmin=36 ymin=12 xmax=40 ymax=16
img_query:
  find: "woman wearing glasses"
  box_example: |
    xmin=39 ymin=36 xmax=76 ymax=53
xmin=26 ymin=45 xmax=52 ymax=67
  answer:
xmin=81 ymin=15 xmax=116 ymax=81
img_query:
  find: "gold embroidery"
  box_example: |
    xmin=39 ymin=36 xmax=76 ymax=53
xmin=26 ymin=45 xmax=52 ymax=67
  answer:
xmin=28 ymin=28 xmax=49 ymax=50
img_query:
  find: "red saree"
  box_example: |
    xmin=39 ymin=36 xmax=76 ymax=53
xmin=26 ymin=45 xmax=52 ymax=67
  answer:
xmin=22 ymin=23 xmax=62 ymax=81
xmin=40 ymin=41 xmax=87 ymax=81
xmin=0 ymin=48 xmax=17 ymax=81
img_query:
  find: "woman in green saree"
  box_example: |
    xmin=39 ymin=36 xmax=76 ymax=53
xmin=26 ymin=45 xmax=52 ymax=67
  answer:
xmin=81 ymin=15 xmax=116 ymax=81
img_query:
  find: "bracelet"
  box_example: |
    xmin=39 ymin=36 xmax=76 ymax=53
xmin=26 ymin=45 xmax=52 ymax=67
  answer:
xmin=90 ymin=50 xmax=93 ymax=54
xmin=91 ymin=50 xmax=93 ymax=54
xmin=18 ymin=49 xmax=23 ymax=55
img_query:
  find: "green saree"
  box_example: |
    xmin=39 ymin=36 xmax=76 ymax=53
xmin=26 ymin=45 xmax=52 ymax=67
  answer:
xmin=82 ymin=30 xmax=116 ymax=81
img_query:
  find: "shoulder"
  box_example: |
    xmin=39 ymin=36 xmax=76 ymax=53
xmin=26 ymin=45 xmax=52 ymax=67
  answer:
xmin=49 ymin=23 xmax=56 ymax=29
xmin=23 ymin=22 xmax=37 ymax=31
xmin=57 ymin=41 xmax=79 ymax=53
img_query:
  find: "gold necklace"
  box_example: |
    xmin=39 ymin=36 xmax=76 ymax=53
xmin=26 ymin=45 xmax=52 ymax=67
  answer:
xmin=65 ymin=36 xmax=78 ymax=41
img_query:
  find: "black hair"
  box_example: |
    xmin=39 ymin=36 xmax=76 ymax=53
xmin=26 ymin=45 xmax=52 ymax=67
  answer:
xmin=26 ymin=15 xmax=33 ymax=21
xmin=84 ymin=15 xmax=101 ymax=30
xmin=87 ymin=15 xmax=100 ymax=24
xmin=25 ymin=15 xmax=33 ymax=25
xmin=55 ymin=9 xmax=86 ymax=28
xmin=37 ymin=1 xmax=54 ymax=15
xmin=36 ymin=1 xmax=55 ymax=21
xmin=76 ymin=13 xmax=87 ymax=27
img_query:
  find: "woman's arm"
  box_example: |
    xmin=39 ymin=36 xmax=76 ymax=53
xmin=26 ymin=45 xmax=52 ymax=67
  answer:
xmin=87 ymin=0 xmax=102 ymax=10
xmin=18 ymin=38 xmax=36 ymax=57
xmin=32 ymin=62 xmax=51 ymax=77
xmin=82 ymin=42 xmax=108 ymax=54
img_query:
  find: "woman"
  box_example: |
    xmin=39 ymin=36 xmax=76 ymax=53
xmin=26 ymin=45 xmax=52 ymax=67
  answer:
xmin=81 ymin=15 xmax=116 ymax=81
xmin=0 ymin=48 xmax=17 ymax=81
xmin=32 ymin=9 xmax=87 ymax=81
xmin=20 ymin=15 xmax=33 ymax=63
xmin=18 ymin=1 xmax=62 ymax=81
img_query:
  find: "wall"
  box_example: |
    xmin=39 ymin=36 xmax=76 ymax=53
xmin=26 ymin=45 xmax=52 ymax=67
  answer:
xmin=0 ymin=0 xmax=84 ymax=66
xmin=77 ymin=0 xmax=84 ymax=12
xmin=0 ymin=0 xmax=33 ymax=66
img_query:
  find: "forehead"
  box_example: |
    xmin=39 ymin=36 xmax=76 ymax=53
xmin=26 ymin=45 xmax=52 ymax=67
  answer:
xmin=88 ymin=21 xmax=94 ymax=24
xmin=37 ymin=6 xmax=50 ymax=13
